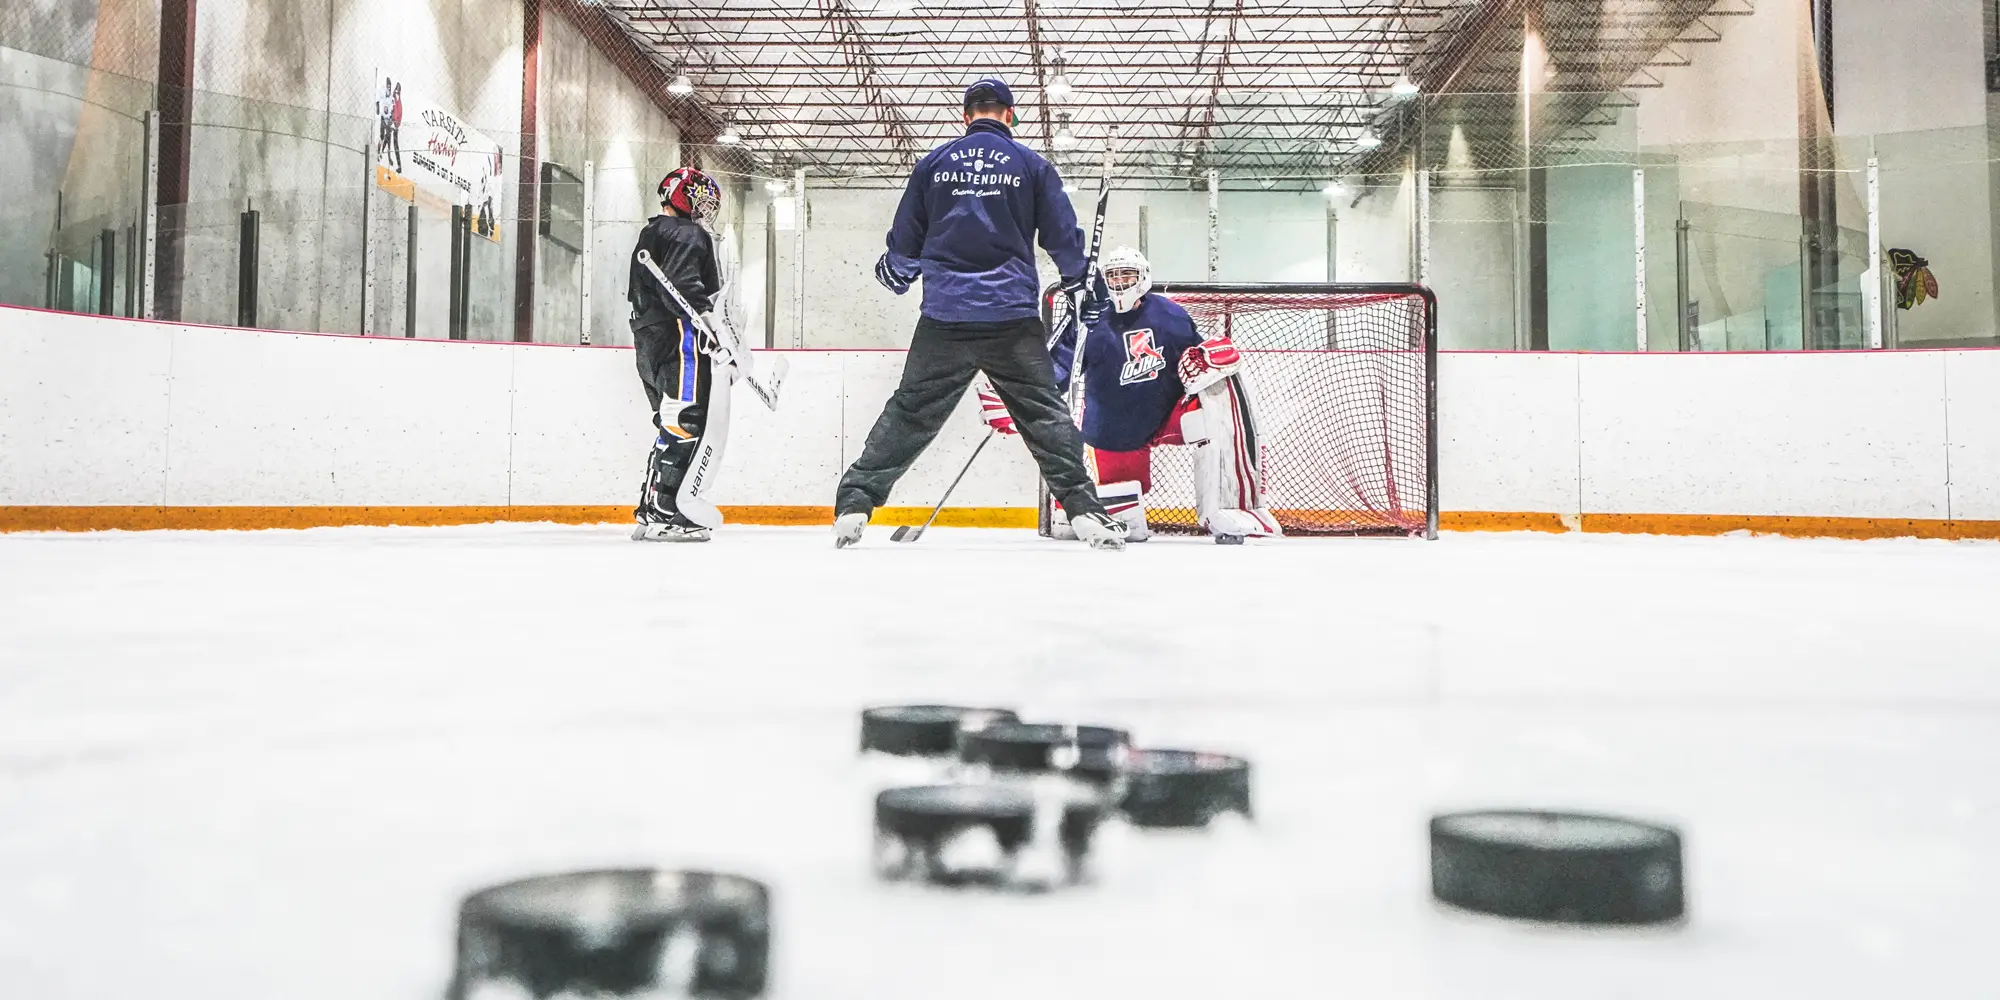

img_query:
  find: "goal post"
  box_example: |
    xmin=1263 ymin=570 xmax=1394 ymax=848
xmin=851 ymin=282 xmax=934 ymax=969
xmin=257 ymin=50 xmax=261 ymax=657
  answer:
xmin=1040 ymin=281 xmax=1439 ymax=540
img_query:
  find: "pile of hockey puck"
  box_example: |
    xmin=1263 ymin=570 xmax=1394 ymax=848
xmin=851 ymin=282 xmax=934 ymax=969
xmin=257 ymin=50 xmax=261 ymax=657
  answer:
xmin=439 ymin=706 xmax=1685 ymax=999
xmin=861 ymin=704 xmax=1254 ymax=891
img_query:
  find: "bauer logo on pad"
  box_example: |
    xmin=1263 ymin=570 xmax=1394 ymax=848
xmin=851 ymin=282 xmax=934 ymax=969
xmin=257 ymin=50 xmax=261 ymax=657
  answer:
xmin=1119 ymin=328 xmax=1166 ymax=385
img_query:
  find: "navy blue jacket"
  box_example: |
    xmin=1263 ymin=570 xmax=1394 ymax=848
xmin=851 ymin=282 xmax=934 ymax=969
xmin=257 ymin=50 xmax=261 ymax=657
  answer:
xmin=1051 ymin=293 xmax=1203 ymax=452
xmin=884 ymin=118 xmax=1086 ymax=324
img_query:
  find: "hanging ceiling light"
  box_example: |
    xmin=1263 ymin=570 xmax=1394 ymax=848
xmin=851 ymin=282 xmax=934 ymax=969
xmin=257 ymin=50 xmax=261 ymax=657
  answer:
xmin=668 ymin=72 xmax=694 ymax=96
xmin=1053 ymin=112 xmax=1078 ymax=149
xmin=1045 ymin=53 xmax=1074 ymax=102
xmin=1323 ymin=179 xmax=1350 ymax=199
xmin=717 ymin=121 xmax=743 ymax=144
xmin=1354 ymin=129 xmax=1383 ymax=150
xmin=765 ymin=179 xmax=788 ymax=196
xmin=1389 ymin=75 xmax=1419 ymax=98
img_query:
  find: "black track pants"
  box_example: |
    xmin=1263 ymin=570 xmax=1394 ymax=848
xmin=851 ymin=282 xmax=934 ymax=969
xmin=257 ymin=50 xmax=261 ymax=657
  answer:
xmin=836 ymin=315 xmax=1105 ymax=521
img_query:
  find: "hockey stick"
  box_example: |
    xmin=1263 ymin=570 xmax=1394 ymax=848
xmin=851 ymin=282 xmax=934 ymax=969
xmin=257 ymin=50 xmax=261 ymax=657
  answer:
xmin=1046 ymin=127 xmax=1118 ymax=359
xmin=635 ymin=249 xmax=787 ymax=410
xmin=1038 ymin=130 xmax=1116 ymax=536
xmin=890 ymin=428 xmax=996 ymax=543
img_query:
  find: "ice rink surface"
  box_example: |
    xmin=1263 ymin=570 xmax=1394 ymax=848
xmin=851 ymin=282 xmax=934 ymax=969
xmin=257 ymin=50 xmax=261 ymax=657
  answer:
xmin=2 ymin=522 xmax=1998 ymax=999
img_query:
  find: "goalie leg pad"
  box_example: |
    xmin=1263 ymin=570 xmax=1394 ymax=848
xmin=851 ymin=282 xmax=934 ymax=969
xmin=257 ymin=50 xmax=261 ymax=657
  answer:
xmin=1191 ymin=375 xmax=1281 ymax=539
xmin=1097 ymin=479 xmax=1150 ymax=542
xmin=673 ymin=353 xmax=730 ymax=530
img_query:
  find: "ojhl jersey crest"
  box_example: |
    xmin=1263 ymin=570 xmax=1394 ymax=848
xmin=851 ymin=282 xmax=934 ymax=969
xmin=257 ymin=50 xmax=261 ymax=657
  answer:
xmin=1119 ymin=328 xmax=1166 ymax=385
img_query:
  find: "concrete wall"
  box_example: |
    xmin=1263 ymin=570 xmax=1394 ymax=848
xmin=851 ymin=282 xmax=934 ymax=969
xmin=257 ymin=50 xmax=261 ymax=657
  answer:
xmin=1 ymin=0 xmax=699 ymax=344
xmin=533 ymin=9 xmax=681 ymax=348
xmin=8 ymin=305 xmax=2000 ymax=530
xmin=176 ymin=0 xmax=525 ymax=338
xmin=0 ymin=0 xmax=157 ymax=313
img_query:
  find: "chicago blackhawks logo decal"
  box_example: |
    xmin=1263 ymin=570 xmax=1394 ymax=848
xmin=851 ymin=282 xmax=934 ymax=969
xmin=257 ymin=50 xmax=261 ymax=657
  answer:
xmin=1119 ymin=328 xmax=1165 ymax=385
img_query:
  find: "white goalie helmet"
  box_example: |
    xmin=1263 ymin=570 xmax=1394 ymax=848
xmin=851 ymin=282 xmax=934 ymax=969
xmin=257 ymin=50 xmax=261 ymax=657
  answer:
xmin=1101 ymin=245 xmax=1152 ymax=313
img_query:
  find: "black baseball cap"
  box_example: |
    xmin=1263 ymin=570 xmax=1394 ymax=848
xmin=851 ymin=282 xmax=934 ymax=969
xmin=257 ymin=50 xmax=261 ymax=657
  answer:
xmin=964 ymin=77 xmax=1014 ymax=108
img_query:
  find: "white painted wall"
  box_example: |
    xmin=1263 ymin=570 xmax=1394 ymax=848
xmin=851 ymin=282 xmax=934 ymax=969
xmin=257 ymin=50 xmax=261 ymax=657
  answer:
xmin=736 ymin=179 xmax=1439 ymax=350
xmin=1636 ymin=0 xmax=1807 ymax=212
xmin=7 ymin=306 xmax=2000 ymax=526
xmin=1833 ymin=0 xmax=1995 ymax=346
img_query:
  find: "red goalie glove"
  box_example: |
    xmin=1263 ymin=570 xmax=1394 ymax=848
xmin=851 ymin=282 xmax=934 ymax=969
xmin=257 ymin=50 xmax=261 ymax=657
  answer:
xmin=1177 ymin=336 xmax=1243 ymax=394
xmin=975 ymin=378 xmax=1018 ymax=435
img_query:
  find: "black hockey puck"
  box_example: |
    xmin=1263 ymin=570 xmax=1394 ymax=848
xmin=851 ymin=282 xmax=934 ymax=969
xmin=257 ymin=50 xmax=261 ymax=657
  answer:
xmin=859 ymin=704 xmax=1018 ymax=757
xmin=1119 ymin=749 xmax=1252 ymax=828
xmin=957 ymin=722 xmax=1131 ymax=784
xmin=1430 ymin=810 xmax=1685 ymax=926
xmin=874 ymin=783 xmax=1108 ymax=888
xmin=1213 ymin=534 xmax=1245 ymax=545
xmin=447 ymin=869 xmax=770 ymax=999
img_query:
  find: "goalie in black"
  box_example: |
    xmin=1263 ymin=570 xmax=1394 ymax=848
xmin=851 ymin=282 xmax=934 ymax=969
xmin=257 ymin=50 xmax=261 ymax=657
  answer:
xmin=627 ymin=166 xmax=733 ymax=543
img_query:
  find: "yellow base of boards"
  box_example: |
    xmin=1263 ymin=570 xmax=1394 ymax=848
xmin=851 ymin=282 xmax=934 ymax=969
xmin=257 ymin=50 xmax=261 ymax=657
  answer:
xmin=1 ymin=506 xmax=1997 ymax=541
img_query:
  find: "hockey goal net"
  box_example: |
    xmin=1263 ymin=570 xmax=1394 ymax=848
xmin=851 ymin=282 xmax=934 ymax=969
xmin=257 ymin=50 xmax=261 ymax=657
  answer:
xmin=1041 ymin=282 xmax=1437 ymax=538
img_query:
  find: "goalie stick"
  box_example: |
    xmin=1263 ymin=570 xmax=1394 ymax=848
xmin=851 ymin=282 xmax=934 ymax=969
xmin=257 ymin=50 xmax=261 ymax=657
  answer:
xmin=1047 ymin=127 xmax=1118 ymax=363
xmin=890 ymin=428 xmax=996 ymax=543
xmin=635 ymin=249 xmax=787 ymax=410
xmin=1037 ymin=130 xmax=1116 ymax=537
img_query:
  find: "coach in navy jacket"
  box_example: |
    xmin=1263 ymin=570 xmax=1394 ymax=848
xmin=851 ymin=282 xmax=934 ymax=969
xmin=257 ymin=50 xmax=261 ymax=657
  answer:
xmin=832 ymin=77 xmax=1120 ymax=548
xmin=881 ymin=102 xmax=1084 ymax=322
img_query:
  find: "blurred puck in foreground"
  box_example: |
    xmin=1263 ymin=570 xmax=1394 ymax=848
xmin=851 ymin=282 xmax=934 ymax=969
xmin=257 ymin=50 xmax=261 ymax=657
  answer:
xmin=860 ymin=704 xmax=1018 ymax=757
xmin=1430 ymin=810 xmax=1685 ymax=925
xmin=1119 ymin=750 xmax=1252 ymax=828
xmin=448 ymin=869 xmax=770 ymax=999
xmin=875 ymin=783 xmax=1108 ymax=890
xmin=958 ymin=722 xmax=1130 ymax=785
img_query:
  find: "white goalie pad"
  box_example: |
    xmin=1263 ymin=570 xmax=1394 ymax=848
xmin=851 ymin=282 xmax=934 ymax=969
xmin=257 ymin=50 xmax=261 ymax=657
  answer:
xmin=1183 ymin=374 xmax=1282 ymax=539
xmin=1097 ymin=479 xmax=1150 ymax=542
xmin=1047 ymin=478 xmax=1151 ymax=543
xmin=672 ymin=369 xmax=732 ymax=530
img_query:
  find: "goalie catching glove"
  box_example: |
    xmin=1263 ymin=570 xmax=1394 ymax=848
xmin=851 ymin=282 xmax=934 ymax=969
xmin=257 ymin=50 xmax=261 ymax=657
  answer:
xmin=975 ymin=377 xmax=1017 ymax=435
xmin=1176 ymin=335 xmax=1243 ymax=395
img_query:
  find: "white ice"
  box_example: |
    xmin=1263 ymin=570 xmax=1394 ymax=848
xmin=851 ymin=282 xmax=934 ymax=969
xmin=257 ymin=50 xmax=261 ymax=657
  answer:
xmin=2 ymin=524 xmax=1998 ymax=999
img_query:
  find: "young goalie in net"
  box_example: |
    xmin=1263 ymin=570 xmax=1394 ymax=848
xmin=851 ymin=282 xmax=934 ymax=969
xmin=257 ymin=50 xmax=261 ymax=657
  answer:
xmin=1007 ymin=246 xmax=1280 ymax=543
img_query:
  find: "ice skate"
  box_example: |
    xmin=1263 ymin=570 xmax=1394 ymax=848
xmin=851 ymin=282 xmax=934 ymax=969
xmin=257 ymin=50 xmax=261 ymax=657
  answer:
xmin=633 ymin=510 xmax=712 ymax=543
xmin=1069 ymin=511 xmax=1129 ymax=551
xmin=834 ymin=511 xmax=870 ymax=549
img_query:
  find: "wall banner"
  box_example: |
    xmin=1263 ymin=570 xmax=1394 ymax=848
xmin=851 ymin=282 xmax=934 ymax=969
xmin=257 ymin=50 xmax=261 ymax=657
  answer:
xmin=373 ymin=71 xmax=505 ymax=243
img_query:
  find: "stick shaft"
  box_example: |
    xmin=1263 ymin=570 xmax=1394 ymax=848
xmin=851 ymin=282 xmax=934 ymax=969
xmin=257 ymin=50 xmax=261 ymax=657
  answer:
xmin=916 ymin=429 xmax=995 ymax=533
xmin=636 ymin=250 xmax=781 ymax=408
xmin=1063 ymin=131 xmax=1117 ymax=412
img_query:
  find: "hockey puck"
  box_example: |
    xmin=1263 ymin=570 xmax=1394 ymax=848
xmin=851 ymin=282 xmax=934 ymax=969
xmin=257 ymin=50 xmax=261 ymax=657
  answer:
xmin=958 ymin=722 xmax=1131 ymax=784
xmin=1430 ymin=810 xmax=1685 ymax=925
xmin=1213 ymin=534 xmax=1245 ymax=545
xmin=859 ymin=704 xmax=1018 ymax=757
xmin=874 ymin=783 xmax=1108 ymax=888
xmin=1119 ymin=749 xmax=1252 ymax=828
xmin=447 ymin=869 xmax=770 ymax=999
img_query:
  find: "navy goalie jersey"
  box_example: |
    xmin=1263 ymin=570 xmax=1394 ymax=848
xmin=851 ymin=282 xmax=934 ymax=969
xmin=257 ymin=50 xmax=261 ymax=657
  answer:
xmin=1052 ymin=293 xmax=1203 ymax=452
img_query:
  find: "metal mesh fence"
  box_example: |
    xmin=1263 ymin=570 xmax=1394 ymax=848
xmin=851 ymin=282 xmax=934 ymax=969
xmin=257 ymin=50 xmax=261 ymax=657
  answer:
xmin=2 ymin=1 xmax=1992 ymax=354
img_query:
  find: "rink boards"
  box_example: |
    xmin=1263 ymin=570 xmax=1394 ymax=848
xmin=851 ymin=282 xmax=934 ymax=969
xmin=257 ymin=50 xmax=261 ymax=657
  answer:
xmin=3 ymin=305 xmax=1998 ymax=538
